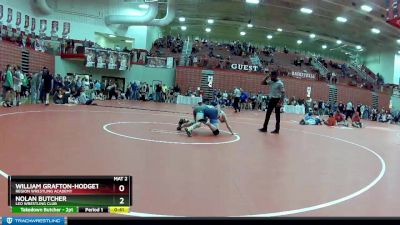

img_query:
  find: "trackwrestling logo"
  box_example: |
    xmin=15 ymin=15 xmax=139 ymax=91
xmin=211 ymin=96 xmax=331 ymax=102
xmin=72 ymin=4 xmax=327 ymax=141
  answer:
xmin=1 ymin=217 xmax=64 ymax=225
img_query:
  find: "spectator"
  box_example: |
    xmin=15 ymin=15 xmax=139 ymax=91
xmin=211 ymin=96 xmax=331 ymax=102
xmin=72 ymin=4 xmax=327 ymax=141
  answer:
xmin=345 ymin=101 xmax=354 ymax=120
xmin=30 ymin=71 xmax=42 ymax=104
xmin=78 ymin=87 xmax=96 ymax=105
xmin=351 ymin=112 xmax=363 ymax=128
xmin=233 ymin=87 xmax=241 ymax=113
xmin=334 ymin=110 xmax=349 ymax=127
xmin=2 ymin=65 xmax=14 ymax=107
xmin=324 ymin=113 xmax=337 ymax=126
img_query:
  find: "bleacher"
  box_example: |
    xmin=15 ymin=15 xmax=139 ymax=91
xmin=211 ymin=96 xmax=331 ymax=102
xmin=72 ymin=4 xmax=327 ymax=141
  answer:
xmin=150 ymin=36 xmax=383 ymax=91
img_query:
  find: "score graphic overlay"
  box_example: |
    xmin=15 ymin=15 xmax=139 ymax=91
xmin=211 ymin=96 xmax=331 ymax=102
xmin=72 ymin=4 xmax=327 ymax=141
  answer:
xmin=8 ymin=176 xmax=132 ymax=214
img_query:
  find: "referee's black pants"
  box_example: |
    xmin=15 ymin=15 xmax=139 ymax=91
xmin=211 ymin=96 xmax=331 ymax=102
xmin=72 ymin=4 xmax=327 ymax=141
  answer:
xmin=233 ymin=97 xmax=240 ymax=112
xmin=262 ymin=98 xmax=281 ymax=132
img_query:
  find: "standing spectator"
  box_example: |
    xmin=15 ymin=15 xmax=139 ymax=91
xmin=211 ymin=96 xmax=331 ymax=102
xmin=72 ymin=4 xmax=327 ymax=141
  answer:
xmin=107 ymin=82 xmax=118 ymax=100
xmin=2 ymin=65 xmax=14 ymax=107
xmin=131 ymin=81 xmax=138 ymax=100
xmin=155 ymin=83 xmax=162 ymax=102
xmin=233 ymin=87 xmax=241 ymax=113
xmin=13 ymin=66 xmax=24 ymax=106
xmin=41 ymin=67 xmax=53 ymax=106
xmin=338 ymin=101 xmax=345 ymax=113
xmin=162 ymin=84 xmax=168 ymax=102
xmin=259 ymin=71 xmax=285 ymax=134
xmin=30 ymin=71 xmax=42 ymax=104
xmin=345 ymin=101 xmax=354 ymax=120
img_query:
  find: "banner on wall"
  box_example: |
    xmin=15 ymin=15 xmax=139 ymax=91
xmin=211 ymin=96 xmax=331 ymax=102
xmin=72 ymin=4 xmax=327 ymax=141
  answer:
xmin=132 ymin=50 xmax=138 ymax=63
xmin=7 ymin=8 xmax=12 ymax=24
xmin=386 ymin=0 xmax=400 ymax=29
xmin=208 ymin=75 xmax=214 ymax=88
xmin=107 ymin=51 xmax=118 ymax=70
xmin=291 ymin=71 xmax=316 ymax=80
xmin=62 ymin=22 xmax=70 ymax=36
xmin=147 ymin=57 xmax=167 ymax=68
xmin=24 ymin=15 xmax=29 ymax=28
xmin=0 ymin=5 xmax=3 ymax=21
xmin=307 ymin=87 xmax=312 ymax=98
xmin=96 ymin=50 xmax=107 ymax=69
xmin=230 ymin=64 xmax=259 ymax=72
xmin=85 ymin=48 xmax=96 ymax=68
xmin=118 ymin=53 xmax=129 ymax=71
xmin=166 ymin=57 xmax=174 ymax=69
xmin=39 ymin=19 xmax=47 ymax=33
xmin=31 ymin=18 xmax=36 ymax=33
xmin=16 ymin=11 xmax=21 ymax=26
xmin=51 ymin=21 xmax=58 ymax=34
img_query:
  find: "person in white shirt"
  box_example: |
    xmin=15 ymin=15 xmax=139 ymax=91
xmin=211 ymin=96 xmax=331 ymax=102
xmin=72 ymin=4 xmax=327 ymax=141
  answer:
xmin=233 ymin=87 xmax=241 ymax=113
xmin=13 ymin=66 xmax=25 ymax=106
xmin=345 ymin=101 xmax=353 ymax=120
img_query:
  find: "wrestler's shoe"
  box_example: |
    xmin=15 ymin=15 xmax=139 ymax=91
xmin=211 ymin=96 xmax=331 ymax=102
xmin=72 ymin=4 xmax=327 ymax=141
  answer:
xmin=177 ymin=126 xmax=182 ymax=131
xmin=184 ymin=128 xmax=192 ymax=137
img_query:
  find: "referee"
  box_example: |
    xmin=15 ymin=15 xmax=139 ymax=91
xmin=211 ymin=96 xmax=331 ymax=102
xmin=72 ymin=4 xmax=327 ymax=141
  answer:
xmin=259 ymin=71 xmax=285 ymax=134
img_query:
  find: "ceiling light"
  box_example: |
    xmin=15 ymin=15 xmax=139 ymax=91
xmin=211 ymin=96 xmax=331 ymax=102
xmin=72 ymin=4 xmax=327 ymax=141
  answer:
xmin=246 ymin=0 xmax=260 ymax=4
xmin=207 ymin=19 xmax=214 ymax=24
xmin=336 ymin=40 xmax=342 ymax=44
xmin=109 ymin=34 xmax=116 ymax=38
xmin=125 ymin=40 xmax=133 ymax=43
xmin=181 ymin=26 xmax=187 ymax=31
xmin=397 ymin=39 xmax=400 ymax=44
xmin=322 ymin=45 xmax=327 ymax=49
xmin=267 ymin=35 xmax=273 ymax=39
xmin=300 ymin=8 xmax=313 ymax=14
xmin=138 ymin=4 xmax=149 ymax=9
xmin=277 ymin=28 xmax=283 ymax=32
xmin=247 ymin=23 xmax=253 ymax=28
xmin=179 ymin=17 xmax=186 ymax=22
xmin=371 ymin=28 xmax=380 ymax=34
xmin=356 ymin=45 xmax=362 ymax=50
xmin=398 ymin=50 xmax=400 ymax=54
xmin=336 ymin=17 xmax=348 ymax=23
xmin=309 ymin=33 xmax=316 ymax=38
xmin=345 ymin=52 xmax=350 ymax=55
xmin=240 ymin=31 xmax=246 ymax=36
xmin=297 ymin=40 xmax=303 ymax=44
xmin=205 ymin=28 xmax=211 ymax=32
xmin=361 ymin=5 xmax=373 ymax=12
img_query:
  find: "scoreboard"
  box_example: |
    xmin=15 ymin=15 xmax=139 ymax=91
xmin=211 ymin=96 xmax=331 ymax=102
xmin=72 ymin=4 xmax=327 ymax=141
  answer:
xmin=8 ymin=176 xmax=132 ymax=214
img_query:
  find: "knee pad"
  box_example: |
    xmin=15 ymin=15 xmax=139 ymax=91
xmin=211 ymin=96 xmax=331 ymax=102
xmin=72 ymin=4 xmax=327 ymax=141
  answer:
xmin=213 ymin=129 xmax=220 ymax=136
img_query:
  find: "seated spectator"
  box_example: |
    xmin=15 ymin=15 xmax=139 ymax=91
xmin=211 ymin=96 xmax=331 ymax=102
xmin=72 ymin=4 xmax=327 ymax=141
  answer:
xmin=300 ymin=112 xmax=322 ymax=125
xmin=324 ymin=113 xmax=337 ymax=126
xmin=351 ymin=112 xmax=363 ymax=128
xmin=334 ymin=110 xmax=349 ymax=127
xmin=78 ymin=87 xmax=96 ymax=105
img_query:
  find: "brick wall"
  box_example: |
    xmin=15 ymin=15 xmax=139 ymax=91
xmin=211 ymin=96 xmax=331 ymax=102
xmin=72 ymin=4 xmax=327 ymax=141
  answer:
xmin=0 ymin=41 xmax=55 ymax=74
xmin=379 ymin=94 xmax=391 ymax=110
xmin=0 ymin=41 xmax=22 ymax=69
xmin=176 ymin=66 xmax=390 ymax=108
xmin=337 ymin=85 xmax=373 ymax=106
xmin=28 ymin=49 xmax=55 ymax=74
xmin=175 ymin=67 xmax=203 ymax=92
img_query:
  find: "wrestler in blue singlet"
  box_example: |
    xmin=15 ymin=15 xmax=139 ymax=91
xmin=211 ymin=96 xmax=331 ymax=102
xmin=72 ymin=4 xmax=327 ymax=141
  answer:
xmin=204 ymin=105 xmax=220 ymax=135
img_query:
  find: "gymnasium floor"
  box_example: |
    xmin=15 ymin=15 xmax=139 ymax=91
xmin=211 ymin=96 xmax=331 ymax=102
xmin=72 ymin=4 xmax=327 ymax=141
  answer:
xmin=0 ymin=100 xmax=399 ymax=217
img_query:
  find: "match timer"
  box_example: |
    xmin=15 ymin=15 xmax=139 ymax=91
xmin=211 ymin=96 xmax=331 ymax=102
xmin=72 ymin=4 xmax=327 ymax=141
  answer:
xmin=8 ymin=176 xmax=132 ymax=214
